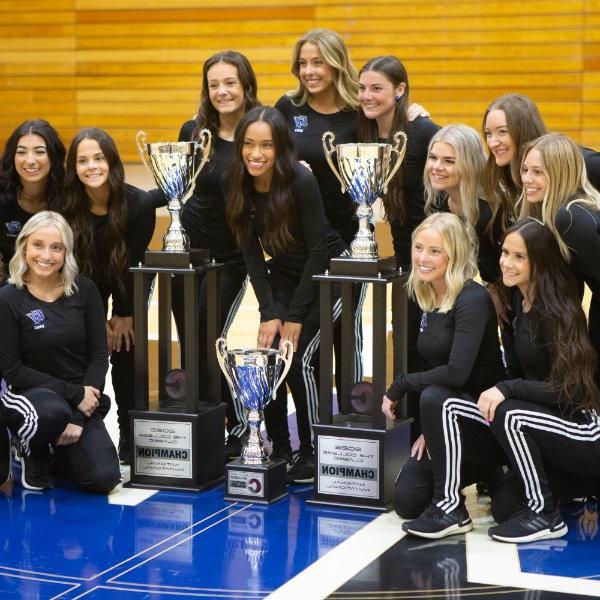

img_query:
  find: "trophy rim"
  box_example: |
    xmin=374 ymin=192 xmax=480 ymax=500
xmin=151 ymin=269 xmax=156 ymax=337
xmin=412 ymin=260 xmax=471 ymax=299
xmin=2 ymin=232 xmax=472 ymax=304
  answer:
xmin=146 ymin=141 xmax=200 ymax=155
xmin=225 ymin=347 xmax=283 ymax=357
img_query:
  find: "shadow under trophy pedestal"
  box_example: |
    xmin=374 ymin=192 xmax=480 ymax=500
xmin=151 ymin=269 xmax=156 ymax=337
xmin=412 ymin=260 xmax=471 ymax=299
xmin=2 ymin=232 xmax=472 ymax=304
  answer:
xmin=128 ymin=130 xmax=227 ymax=492
xmin=323 ymin=131 xmax=407 ymax=276
xmin=217 ymin=338 xmax=293 ymax=504
xmin=309 ymin=134 xmax=412 ymax=510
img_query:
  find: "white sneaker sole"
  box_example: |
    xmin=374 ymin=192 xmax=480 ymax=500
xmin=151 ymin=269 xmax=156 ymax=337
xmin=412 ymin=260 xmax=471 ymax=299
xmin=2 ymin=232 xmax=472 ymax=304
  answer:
xmin=405 ymin=520 xmax=473 ymax=540
xmin=491 ymin=523 xmax=568 ymax=544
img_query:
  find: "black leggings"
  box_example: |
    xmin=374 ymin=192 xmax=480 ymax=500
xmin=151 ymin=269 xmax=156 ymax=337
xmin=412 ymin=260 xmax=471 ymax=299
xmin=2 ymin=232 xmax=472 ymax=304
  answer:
xmin=1 ymin=387 xmax=120 ymax=494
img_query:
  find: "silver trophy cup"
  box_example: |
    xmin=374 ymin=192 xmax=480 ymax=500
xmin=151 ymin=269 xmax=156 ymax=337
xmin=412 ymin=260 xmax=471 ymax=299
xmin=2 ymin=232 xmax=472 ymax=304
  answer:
xmin=322 ymin=132 xmax=407 ymax=260
xmin=216 ymin=338 xmax=293 ymax=465
xmin=136 ymin=130 xmax=211 ymax=253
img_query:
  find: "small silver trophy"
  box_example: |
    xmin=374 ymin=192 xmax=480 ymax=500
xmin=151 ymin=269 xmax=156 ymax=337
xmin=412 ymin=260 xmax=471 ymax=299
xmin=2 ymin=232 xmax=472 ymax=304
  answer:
xmin=322 ymin=132 xmax=407 ymax=271
xmin=216 ymin=338 xmax=293 ymax=503
xmin=136 ymin=130 xmax=211 ymax=264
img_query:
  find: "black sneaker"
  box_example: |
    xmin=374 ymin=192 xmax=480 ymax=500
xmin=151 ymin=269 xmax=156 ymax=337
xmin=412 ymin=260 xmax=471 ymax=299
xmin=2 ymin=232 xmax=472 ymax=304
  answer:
xmin=0 ymin=428 xmax=10 ymax=486
xmin=488 ymin=508 xmax=568 ymax=543
xmin=20 ymin=453 xmax=54 ymax=491
xmin=224 ymin=435 xmax=242 ymax=460
xmin=402 ymin=503 xmax=473 ymax=539
xmin=286 ymin=451 xmax=314 ymax=484
xmin=270 ymin=441 xmax=293 ymax=464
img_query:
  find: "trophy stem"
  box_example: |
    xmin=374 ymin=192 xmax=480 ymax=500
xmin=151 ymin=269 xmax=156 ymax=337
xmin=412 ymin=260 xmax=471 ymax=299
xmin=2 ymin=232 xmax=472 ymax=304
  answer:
xmin=350 ymin=202 xmax=378 ymax=260
xmin=241 ymin=409 xmax=268 ymax=465
xmin=163 ymin=200 xmax=191 ymax=253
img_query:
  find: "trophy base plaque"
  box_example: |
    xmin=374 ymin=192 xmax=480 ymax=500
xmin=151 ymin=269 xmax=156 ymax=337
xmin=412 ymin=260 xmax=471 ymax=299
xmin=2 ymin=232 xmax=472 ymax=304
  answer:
xmin=127 ymin=403 xmax=226 ymax=492
xmin=308 ymin=415 xmax=411 ymax=511
xmin=329 ymin=255 xmax=397 ymax=277
xmin=224 ymin=458 xmax=288 ymax=504
xmin=144 ymin=248 xmax=211 ymax=269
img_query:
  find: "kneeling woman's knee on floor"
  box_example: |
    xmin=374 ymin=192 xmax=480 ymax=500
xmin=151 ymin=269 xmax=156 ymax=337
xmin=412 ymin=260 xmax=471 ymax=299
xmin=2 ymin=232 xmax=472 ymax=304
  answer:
xmin=393 ymin=456 xmax=434 ymax=519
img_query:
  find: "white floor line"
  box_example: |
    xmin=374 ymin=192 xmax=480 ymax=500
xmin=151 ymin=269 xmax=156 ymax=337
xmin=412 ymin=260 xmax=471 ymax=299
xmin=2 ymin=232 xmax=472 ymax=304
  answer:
xmin=467 ymin=517 xmax=600 ymax=597
xmin=265 ymin=511 xmax=406 ymax=600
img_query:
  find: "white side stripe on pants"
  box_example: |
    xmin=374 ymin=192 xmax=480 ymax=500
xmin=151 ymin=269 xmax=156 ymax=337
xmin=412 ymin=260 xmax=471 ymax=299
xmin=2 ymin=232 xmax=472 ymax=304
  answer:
xmin=1 ymin=389 xmax=39 ymax=456
xmin=438 ymin=397 xmax=489 ymax=513
xmin=503 ymin=409 xmax=600 ymax=513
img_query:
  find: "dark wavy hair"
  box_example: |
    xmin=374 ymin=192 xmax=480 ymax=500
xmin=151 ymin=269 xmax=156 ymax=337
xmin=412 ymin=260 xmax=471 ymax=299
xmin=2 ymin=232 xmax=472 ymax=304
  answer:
xmin=193 ymin=51 xmax=260 ymax=148
xmin=502 ymin=218 xmax=599 ymax=413
xmin=61 ymin=128 xmax=128 ymax=294
xmin=357 ymin=56 xmax=409 ymax=224
xmin=226 ymin=106 xmax=297 ymax=255
xmin=0 ymin=119 xmax=65 ymax=208
xmin=481 ymin=94 xmax=546 ymax=235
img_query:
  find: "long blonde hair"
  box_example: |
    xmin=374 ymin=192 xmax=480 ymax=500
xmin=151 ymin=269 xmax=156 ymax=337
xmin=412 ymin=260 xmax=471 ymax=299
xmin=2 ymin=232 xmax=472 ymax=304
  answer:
xmin=518 ymin=133 xmax=600 ymax=260
xmin=424 ymin=124 xmax=486 ymax=230
xmin=407 ymin=212 xmax=477 ymax=313
xmin=9 ymin=211 xmax=79 ymax=296
xmin=287 ymin=28 xmax=359 ymax=109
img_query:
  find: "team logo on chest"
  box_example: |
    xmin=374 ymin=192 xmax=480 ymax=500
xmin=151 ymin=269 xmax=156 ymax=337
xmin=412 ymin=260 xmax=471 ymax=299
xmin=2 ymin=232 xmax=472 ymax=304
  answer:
xmin=294 ymin=115 xmax=308 ymax=132
xmin=26 ymin=309 xmax=45 ymax=330
xmin=419 ymin=312 xmax=428 ymax=332
xmin=4 ymin=221 xmax=21 ymax=237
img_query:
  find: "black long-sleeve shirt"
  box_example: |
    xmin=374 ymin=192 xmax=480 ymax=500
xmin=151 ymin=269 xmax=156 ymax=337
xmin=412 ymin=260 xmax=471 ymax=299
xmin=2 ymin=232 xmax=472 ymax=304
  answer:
xmin=275 ymin=96 xmax=359 ymax=245
xmin=495 ymin=290 xmax=560 ymax=406
xmin=555 ymin=201 xmax=600 ymax=297
xmin=241 ymin=163 xmax=346 ymax=323
xmin=89 ymin=184 xmax=155 ymax=316
xmin=389 ymin=117 xmax=441 ymax=267
xmin=0 ymin=193 xmax=35 ymax=279
xmin=0 ymin=276 xmax=108 ymax=409
xmin=386 ymin=280 xmax=506 ymax=400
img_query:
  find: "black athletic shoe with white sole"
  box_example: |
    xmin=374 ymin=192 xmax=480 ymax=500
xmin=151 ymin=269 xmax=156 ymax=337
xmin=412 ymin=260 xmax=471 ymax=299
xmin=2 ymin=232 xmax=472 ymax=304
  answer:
xmin=488 ymin=508 xmax=568 ymax=543
xmin=402 ymin=503 xmax=473 ymax=539
xmin=13 ymin=441 xmax=54 ymax=491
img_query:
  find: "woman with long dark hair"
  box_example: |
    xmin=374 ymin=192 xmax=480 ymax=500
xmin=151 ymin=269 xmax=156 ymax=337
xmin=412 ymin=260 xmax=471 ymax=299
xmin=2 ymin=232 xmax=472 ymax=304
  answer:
xmin=226 ymin=106 xmax=347 ymax=483
xmin=385 ymin=213 xmax=506 ymax=536
xmin=163 ymin=51 xmax=260 ymax=460
xmin=0 ymin=119 xmax=66 ymax=281
xmin=0 ymin=211 xmax=120 ymax=493
xmin=358 ymin=55 xmax=440 ymax=439
xmin=60 ymin=128 xmax=155 ymax=464
xmin=482 ymin=218 xmax=600 ymax=543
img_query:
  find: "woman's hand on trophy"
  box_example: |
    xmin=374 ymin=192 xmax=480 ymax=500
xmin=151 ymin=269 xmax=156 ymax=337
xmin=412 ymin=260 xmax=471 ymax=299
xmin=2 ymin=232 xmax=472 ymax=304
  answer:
xmin=257 ymin=319 xmax=283 ymax=349
xmin=382 ymin=394 xmax=397 ymax=421
xmin=281 ymin=321 xmax=302 ymax=352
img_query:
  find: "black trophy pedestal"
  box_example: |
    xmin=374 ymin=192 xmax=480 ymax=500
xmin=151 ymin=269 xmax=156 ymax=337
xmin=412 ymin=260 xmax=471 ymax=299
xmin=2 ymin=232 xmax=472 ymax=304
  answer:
xmin=128 ymin=403 xmax=226 ymax=492
xmin=309 ymin=414 xmax=411 ymax=510
xmin=144 ymin=248 xmax=210 ymax=268
xmin=329 ymin=255 xmax=396 ymax=277
xmin=224 ymin=458 xmax=287 ymax=504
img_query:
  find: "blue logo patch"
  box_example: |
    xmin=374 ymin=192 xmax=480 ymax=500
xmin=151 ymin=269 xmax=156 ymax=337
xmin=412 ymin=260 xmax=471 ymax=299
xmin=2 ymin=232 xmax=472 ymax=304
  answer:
xmin=5 ymin=221 xmax=21 ymax=236
xmin=294 ymin=115 xmax=308 ymax=131
xmin=419 ymin=312 xmax=428 ymax=332
xmin=26 ymin=309 xmax=45 ymax=325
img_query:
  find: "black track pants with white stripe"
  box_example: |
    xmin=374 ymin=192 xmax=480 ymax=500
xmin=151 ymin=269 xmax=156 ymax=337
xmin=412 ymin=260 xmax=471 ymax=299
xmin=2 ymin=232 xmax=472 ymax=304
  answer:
xmin=420 ymin=386 xmax=506 ymax=513
xmin=263 ymin=276 xmax=343 ymax=454
xmin=490 ymin=399 xmax=600 ymax=514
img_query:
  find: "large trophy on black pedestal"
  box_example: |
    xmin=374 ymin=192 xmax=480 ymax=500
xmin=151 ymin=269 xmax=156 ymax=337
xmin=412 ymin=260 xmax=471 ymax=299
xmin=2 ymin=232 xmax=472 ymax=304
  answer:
xmin=128 ymin=130 xmax=227 ymax=492
xmin=322 ymin=132 xmax=407 ymax=276
xmin=309 ymin=134 xmax=412 ymax=510
xmin=216 ymin=338 xmax=293 ymax=504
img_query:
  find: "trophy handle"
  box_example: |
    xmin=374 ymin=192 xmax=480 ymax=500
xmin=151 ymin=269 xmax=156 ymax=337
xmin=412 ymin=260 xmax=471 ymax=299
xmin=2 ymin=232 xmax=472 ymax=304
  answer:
xmin=136 ymin=130 xmax=151 ymax=172
xmin=215 ymin=337 xmax=237 ymax=399
xmin=181 ymin=128 xmax=212 ymax=204
xmin=383 ymin=131 xmax=408 ymax=194
xmin=273 ymin=340 xmax=294 ymax=400
xmin=322 ymin=131 xmax=346 ymax=194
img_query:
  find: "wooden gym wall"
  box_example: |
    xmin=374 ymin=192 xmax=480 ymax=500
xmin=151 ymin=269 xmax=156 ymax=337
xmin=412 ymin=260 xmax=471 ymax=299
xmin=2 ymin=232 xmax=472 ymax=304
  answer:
xmin=1 ymin=0 xmax=598 ymax=162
